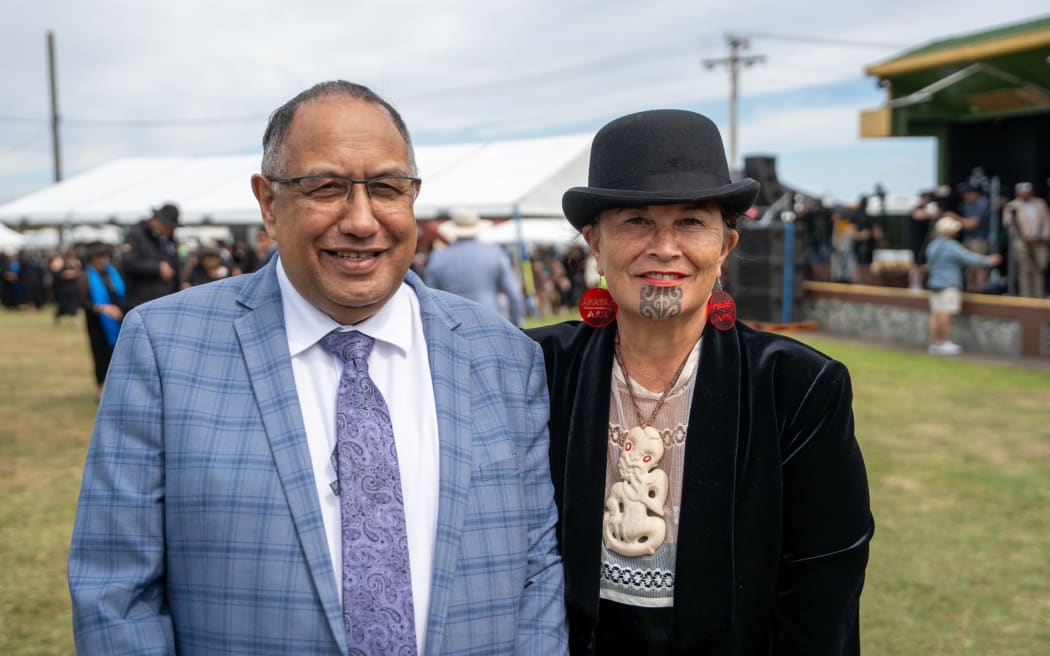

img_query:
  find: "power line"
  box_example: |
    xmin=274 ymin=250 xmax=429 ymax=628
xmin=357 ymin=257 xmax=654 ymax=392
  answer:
xmin=64 ymin=115 xmax=266 ymax=126
xmin=2 ymin=31 xmax=904 ymax=133
xmin=0 ymin=115 xmax=45 ymax=123
xmin=744 ymin=31 xmax=908 ymax=50
xmin=0 ymin=128 xmax=51 ymax=154
xmin=0 ymin=114 xmax=264 ymax=127
xmin=402 ymin=35 xmax=713 ymax=103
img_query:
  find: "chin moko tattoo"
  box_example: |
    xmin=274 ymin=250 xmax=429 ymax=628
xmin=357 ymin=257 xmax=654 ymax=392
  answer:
xmin=639 ymin=285 xmax=682 ymax=318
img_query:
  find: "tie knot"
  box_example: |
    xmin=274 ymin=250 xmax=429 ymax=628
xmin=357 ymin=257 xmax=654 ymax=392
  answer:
xmin=320 ymin=330 xmax=375 ymax=369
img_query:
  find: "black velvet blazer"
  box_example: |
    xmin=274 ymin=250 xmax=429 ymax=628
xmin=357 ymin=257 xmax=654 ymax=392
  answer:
xmin=527 ymin=320 xmax=874 ymax=655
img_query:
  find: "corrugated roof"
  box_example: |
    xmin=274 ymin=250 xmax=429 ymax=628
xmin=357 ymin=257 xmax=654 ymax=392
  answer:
xmin=900 ymin=15 xmax=1050 ymax=58
xmin=866 ymin=15 xmax=1050 ymax=77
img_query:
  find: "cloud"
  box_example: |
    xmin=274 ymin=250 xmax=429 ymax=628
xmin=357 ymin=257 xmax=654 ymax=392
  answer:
xmin=738 ymin=103 xmax=867 ymax=155
xmin=1 ymin=0 xmax=1046 ymax=205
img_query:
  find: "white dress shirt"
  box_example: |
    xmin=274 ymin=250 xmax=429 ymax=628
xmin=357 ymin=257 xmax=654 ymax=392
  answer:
xmin=276 ymin=259 xmax=440 ymax=652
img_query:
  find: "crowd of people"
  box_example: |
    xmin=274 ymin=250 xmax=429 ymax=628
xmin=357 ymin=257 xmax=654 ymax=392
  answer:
xmin=5 ymin=176 xmax=1047 ymax=377
xmin=792 ymin=179 xmax=1050 ymax=302
xmin=904 ymin=179 xmax=1049 ymax=355
xmin=1 ymin=207 xmax=279 ymax=398
xmin=905 ymin=180 xmax=1050 ymax=299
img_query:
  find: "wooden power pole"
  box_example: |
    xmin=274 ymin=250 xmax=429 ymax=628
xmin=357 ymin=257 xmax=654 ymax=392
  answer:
xmin=703 ymin=35 xmax=765 ymax=170
xmin=47 ymin=31 xmax=62 ymax=182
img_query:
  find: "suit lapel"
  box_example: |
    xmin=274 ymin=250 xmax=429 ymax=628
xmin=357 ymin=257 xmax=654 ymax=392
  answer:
xmin=405 ymin=274 xmax=472 ymax=654
xmin=233 ymin=263 xmax=347 ymax=652
xmin=673 ymin=323 xmax=740 ymax=644
xmin=561 ymin=325 xmax=616 ymax=621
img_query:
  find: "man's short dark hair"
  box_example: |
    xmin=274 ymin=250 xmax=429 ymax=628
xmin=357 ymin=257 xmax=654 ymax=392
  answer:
xmin=260 ymin=80 xmax=416 ymax=177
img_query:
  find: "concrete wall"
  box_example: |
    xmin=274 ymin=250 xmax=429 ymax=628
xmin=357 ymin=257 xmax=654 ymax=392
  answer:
xmin=803 ymin=282 xmax=1050 ymax=359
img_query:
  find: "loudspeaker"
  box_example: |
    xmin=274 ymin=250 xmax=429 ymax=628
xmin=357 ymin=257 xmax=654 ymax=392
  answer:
xmin=743 ymin=156 xmax=787 ymax=207
xmin=725 ymin=221 xmax=806 ymax=323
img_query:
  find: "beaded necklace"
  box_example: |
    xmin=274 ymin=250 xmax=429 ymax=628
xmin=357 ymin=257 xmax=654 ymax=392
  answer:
xmin=612 ymin=333 xmax=693 ymax=429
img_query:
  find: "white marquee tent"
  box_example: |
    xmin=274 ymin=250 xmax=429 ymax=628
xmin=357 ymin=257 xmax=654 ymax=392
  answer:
xmin=477 ymin=217 xmax=582 ymax=248
xmin=0 ymin=222 xmax=25 ymax=253
xmin=0 ymin=133 xmax=591 ymax=228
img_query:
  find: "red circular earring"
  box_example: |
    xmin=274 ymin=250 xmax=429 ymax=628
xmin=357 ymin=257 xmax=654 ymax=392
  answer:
xmin=579 ymin=277 xmax=617 ymax=328
xmin=706 ymin=279 xmax=736 ymax=331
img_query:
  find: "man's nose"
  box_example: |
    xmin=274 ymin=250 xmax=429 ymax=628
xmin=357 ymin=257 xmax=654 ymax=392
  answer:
xmin=336 ymin=184 xmax=380 ymax=236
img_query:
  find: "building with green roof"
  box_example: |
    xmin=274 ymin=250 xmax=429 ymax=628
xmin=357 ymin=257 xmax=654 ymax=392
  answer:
xmin=861 ymin=15 xmax=1050 ymax=195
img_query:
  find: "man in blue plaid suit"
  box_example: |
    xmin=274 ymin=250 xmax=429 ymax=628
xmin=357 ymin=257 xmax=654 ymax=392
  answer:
xmin=68 ymin=81 xmax=568 ymax=655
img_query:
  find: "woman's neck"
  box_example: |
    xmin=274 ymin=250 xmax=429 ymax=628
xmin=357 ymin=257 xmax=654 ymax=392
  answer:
xmin=615 ymin=315 xmax=704 ymax=393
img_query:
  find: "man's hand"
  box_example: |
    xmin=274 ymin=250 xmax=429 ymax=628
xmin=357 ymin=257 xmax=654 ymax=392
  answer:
xmin=159 ymin=261 xmax=175 ymax=281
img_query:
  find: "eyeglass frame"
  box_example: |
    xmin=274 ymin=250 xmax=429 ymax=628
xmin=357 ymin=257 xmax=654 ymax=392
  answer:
xmin=264 ymin=174 xmax=422 ymax=206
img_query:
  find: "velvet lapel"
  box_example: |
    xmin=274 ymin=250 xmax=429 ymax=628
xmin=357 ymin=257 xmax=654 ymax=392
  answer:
xmin=233 ymin=262 xmax=347 ymax=653
xmin=673 ymin=322 xmax=740 ymax=645
xmin=404 ymin=273 xmax=472 ymax=655
xmin=561 ymin=324 xmax=617 ymax=621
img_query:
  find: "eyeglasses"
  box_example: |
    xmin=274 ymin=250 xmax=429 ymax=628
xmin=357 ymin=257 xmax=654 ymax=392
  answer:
xmin=266 ymin=174 xmax=421 ymax=212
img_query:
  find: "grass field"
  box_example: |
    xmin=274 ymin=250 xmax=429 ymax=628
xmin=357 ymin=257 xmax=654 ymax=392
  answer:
xmin=1 ymin=308 xmax=1048 ymax=654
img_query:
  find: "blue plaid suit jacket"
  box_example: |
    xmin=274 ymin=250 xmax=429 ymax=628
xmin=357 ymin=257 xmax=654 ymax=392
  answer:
xmin=68 ymin=260 xmax=567 ymax=655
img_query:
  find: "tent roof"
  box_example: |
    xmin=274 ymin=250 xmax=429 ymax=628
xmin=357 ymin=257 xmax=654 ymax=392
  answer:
xmin=0 ymin=134 xmax=591 ymax=227
xmin=477 ymin=217 xmax=581 ymax=248
xmin=414 ymin=134 xmax=591 ymax=218
xmin=0 ymin=222 xmax=25 ymax=253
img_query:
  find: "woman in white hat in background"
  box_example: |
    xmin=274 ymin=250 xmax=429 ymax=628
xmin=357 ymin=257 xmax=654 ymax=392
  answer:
xmin=925 ymin=216 xmax=1002 ymax=355
xmin=529 ymin=109 xmax=873 ymax=655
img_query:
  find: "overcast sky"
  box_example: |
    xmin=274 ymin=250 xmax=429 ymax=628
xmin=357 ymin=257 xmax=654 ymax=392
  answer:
xmin=2 ymin=1 xmax=1047 ymax=207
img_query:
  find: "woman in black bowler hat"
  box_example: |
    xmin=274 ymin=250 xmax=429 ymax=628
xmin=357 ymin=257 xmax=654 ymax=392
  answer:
xmin=527 ymin=109 xmax=873 ymax=655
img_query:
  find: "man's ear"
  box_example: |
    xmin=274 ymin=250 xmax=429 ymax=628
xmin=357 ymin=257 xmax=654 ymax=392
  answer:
xmin=251 ymin=174 xmax=278 ymax=239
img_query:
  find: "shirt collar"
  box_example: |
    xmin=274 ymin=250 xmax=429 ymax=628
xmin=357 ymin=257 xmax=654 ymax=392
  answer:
xmin=276 ymin=257 xmax=414 ymax=358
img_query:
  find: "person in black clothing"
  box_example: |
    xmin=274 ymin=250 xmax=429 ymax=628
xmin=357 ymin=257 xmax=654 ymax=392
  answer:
xmin=186 ymin=247 xmax=232 ymax=286
xmin=238 ymin=228 xmax=277 ymax=274
xmin=799 ymin=197 xmax=833 ymax=281
xmin=79 ymin=242 xmax=127 ymax=401
xmin=0 ymin=251 xmax=19 ymax=308
xmin=17 ymin=249 xmax=48 ymax=310
xmin=529 ymin=109 xmax=872 ymax=655
xmin=847 ymin=196 xmax=880 ymax=285
xmin=51 ymin=247 xmax=83 ymax=325
xmin=908 ymin=191 xmax=940 ymax=290
xmin=119 ymin=203 xmax=181 ymax=308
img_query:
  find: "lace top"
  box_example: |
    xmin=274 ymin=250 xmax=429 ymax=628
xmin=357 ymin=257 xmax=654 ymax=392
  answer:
xmin=599 ymin=338 xmax=700 ymax=608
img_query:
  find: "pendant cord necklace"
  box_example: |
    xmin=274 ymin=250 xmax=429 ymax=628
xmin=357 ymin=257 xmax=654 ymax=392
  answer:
xmin=613 ymin=332 xmax=693 ymax=428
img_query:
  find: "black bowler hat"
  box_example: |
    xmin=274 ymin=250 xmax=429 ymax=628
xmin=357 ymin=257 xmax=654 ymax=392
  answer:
xmin=562 ymin=109 xmax=760 ymax=230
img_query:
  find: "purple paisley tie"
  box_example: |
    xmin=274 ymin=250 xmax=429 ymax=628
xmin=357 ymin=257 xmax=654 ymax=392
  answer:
xmin=320 ymin=330 xmax=417 ymax=656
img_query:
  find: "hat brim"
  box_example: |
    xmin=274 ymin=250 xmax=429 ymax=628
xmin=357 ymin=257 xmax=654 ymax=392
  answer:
xmin=452 ymin=225 xmax=483 ymax=239
xmin=562 ymin=178 xmax=761 ymax=230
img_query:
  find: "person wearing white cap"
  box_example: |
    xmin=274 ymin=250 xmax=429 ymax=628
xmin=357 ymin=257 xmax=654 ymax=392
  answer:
xmin=424 ymin=208 xmax=526 ymax=326
xmin=1002 ymin=182 xmax=1050 ymax=299
xmin=924 ymin=217 xmax=1002 ymax=355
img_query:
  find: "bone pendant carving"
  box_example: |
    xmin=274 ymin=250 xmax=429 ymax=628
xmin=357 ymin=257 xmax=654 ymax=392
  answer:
xmin=603 ymin=425 xmax=669 ymax=556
